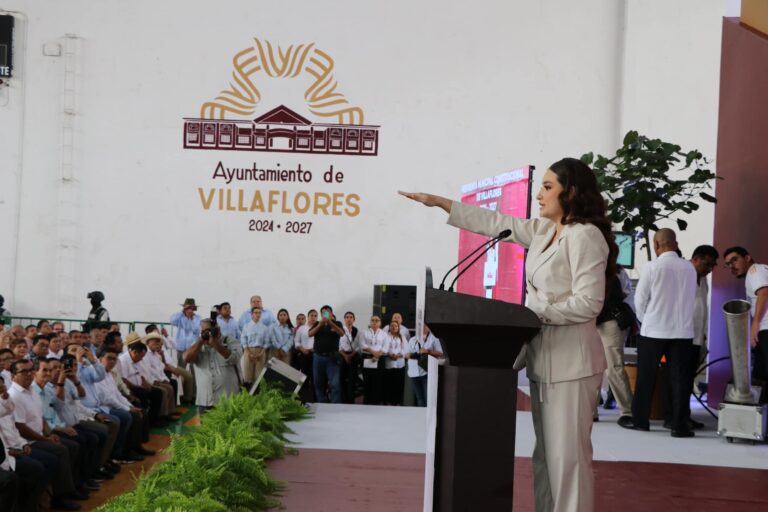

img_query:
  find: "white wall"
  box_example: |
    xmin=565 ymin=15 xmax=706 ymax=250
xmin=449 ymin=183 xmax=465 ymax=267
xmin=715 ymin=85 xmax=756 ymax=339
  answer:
xmin=0 ymin=0 xmax=725 ymax=325
xmin=619 ymin=0 xmax=725 ymax=274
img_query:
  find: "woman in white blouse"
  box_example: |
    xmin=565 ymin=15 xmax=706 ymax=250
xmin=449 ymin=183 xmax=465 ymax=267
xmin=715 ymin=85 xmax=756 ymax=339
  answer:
xmin=361 ymin=315 xmax=387 ymax=405
xmin=383 ymin=320 xmax=408 ymax=406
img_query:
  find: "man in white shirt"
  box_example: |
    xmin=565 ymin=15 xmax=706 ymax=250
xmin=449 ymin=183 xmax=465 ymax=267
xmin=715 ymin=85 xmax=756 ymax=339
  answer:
xmin=724 ymin=246 xmax=768 ymax=381
xmin=0 ymin=380 xmax=50 ymax=512
xmin=117 ymin=340 xmax=168 ymax=427
xmin=683 ymin=245 xmax=719 ymax=430
xmin=8 ymin=360 xmax=88 ymax=505
xmin=621 ymin=229 xmax=697 ymax=437
xmin=145 ymin=325 xmax=195 ymax=403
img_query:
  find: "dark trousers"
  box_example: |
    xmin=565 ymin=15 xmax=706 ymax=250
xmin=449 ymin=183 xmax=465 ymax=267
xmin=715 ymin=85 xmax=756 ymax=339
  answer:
xmin=31 ymin=440 xmax=76 ymax=496
xmin=106 ymin=409 xmax=133 ymax=458
xmin=632 ymin=336 xmax=693 ymax=431
xmin=131 ymin=386 xmax=164 ymax=425
xmin=753 ymin=330 xmax=768 ymax=381
xmin=13 ymin=455 xmax=49 ymax=512
xmin=411 ymin=375 xmax=428 ymax=407
xmin=363 ymin=367 xmax=383 ymax=405
xmin=313 ymin=354 xmax=342 ymax=403
xmin=383 ymin=368 xmax=405 ymax=405
xmin=0 ymin=469 xmax=18 ymax=512
xmin=339 ymin=354 xmax=360 ymax=404
xmin=293 ymin=351 xmax=315 ymax=401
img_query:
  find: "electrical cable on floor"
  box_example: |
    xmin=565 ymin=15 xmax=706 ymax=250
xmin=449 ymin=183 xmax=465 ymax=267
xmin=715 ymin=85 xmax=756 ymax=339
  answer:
xmin=692 ymin=354 xmax=731 ymax=420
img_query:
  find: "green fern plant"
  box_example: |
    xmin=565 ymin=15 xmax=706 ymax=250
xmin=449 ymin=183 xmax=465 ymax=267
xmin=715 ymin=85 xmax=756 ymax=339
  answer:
xmin=96 ymin=390 xmax=309 ymax=511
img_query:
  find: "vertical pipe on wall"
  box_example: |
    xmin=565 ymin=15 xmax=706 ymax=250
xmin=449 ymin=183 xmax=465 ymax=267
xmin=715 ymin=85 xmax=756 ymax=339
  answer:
xmin=54 ymin=33 xmax=81 ymax=316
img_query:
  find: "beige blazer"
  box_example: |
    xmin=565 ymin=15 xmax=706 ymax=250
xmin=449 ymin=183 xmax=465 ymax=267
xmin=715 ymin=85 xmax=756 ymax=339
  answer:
xmin=447 ymin=201 xmax=608 ymax=383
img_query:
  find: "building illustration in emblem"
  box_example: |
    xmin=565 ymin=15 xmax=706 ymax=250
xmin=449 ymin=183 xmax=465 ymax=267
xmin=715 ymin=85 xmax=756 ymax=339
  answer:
xmin=183 ymin=105 xmax=380 ymax=156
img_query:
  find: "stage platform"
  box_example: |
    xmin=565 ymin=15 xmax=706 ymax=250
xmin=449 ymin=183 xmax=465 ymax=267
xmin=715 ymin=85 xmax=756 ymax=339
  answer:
xmin=269 ymin=396 xmax=768 ymax=511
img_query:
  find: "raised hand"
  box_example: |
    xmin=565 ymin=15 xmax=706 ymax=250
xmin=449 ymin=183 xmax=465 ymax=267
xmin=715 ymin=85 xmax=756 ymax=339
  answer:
xmin=398 ymin=191 xmax=452 ymax=212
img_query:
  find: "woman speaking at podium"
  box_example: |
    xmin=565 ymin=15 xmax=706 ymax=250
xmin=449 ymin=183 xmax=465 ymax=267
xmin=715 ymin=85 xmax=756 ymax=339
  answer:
xmin=400 ymin=157 xmax=617 ymax=512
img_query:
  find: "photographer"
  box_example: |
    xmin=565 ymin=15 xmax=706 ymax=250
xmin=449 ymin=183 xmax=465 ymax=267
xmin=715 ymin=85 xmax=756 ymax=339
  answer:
xmin=307 ymin=306 xmax=345 ymax=403
xmin=405 ymin=324 xmax=443 ymax=407
xmin=183 ymin=319 xmax=242 ymax=410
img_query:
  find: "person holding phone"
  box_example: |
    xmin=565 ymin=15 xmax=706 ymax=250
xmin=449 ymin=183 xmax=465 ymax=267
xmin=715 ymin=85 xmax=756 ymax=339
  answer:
xmin=400 ymin=157 xmax=616 ymax=512
xmin=307 ymin=306 xmax=345 ymax=403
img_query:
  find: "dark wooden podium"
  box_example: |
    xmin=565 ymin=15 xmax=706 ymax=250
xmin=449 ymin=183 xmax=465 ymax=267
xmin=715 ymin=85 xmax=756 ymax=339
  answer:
xmin=425 ymin=287 xmax=541 ymax=511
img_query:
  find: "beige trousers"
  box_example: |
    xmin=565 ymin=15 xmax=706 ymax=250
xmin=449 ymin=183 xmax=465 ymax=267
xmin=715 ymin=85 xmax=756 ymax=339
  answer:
xmin=596 ymin=320 xmax=634 ymax=417
xmin=242 ymin=347 xmax=267 ymax=383
xmin=530 ymin=373 xmax=602 ymax=512
xmin=153 ymin=382 xmax=176 ymax=416
xmin=269 ymin=348 xmax=292 ymax=366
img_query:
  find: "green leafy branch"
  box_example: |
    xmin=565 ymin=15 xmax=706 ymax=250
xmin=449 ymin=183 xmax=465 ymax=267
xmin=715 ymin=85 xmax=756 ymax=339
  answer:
xmin=582 ymin=130 xmax=720 ymax=260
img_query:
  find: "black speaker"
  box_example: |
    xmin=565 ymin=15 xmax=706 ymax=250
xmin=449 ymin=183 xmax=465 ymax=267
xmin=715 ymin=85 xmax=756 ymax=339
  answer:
xmin=373 ymin=284 xmax=417 ymax=332
xmin=251 ymin=357 xmax=307 ymax=397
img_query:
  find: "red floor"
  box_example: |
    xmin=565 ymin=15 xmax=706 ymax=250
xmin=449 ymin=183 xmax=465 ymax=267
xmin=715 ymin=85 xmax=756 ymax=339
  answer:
xmin=268 ymin=448 xmax=768 ymax=512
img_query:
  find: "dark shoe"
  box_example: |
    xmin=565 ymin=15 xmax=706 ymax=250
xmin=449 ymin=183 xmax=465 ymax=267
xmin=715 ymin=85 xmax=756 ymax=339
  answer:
xmin=93 ymin=468 xmax=114 ymax=480
xmin=51 ymin=498 xmax=82 ymax=510
xmin=663 ymin=420 xmax=673 ymax=430
xmin=671 ymin=429 xmax=695 ymax=438
xmin=617 ymin=415 xmax=649 ymax=431
xmin=593 ymin=416 xmax=599 ymax=422
xmin=83 ymin=479 xmax=101 ymax=490
xmin=69 ymin=488 xmax=90 ymax=500
xmin=106 ymin=461 xmax=121 ymax=473
xmin=688 ymin=418 xmax=705 ymax=430
xmin=136 ymin=446 xmax=157 ymax=456
xmin=122 ymin=451 xmax=145 ymax=462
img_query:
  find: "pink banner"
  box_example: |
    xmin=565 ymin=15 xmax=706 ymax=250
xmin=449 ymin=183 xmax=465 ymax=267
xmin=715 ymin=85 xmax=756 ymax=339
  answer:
xmin=457 ymin=167 xmax=533 ymax=304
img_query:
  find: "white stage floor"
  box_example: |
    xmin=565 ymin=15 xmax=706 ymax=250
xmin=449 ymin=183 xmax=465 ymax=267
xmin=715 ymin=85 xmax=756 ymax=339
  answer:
xmin=286 ymin=397 xmax=768 ymax=471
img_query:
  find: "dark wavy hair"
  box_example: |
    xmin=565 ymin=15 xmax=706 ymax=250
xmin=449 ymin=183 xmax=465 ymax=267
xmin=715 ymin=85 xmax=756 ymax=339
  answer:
xmin=277 ymin=308 xmax=294 ymax=330
xmin=548 ymin=158 xmax=618 ymax=281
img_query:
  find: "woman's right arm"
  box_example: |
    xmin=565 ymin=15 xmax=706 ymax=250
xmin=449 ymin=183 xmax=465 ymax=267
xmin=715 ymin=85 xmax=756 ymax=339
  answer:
xmin=399 ymin=191 xmax=544 ymax=249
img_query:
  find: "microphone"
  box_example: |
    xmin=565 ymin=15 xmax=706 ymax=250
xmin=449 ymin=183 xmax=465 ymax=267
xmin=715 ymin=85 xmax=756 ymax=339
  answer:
xmin=439 ymin=229 xmax=511 ymax=291
xmin=449 ymin=229 xmax=510 ymax=292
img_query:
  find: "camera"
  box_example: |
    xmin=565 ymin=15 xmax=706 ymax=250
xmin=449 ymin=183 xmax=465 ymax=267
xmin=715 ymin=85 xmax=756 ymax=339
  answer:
xmin=62 ymin=355 xmax=76 ymax=371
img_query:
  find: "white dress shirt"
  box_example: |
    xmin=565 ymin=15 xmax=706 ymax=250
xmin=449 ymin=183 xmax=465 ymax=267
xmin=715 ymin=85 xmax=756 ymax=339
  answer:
xmin=8 ymin=382 xmax=44 ymax=436
xmin=361 ymin=328 xmax=388 ymax=369
xmin=693 ymin=276 xmax=709 ymax=347
xmin=0 ymin=370 xmax=11 ymax=388
xmin=0 ymin=397 xmax=21 ymax=470
xmin=339 ymin=326 xmax=361 ymax=353
xmin=293 ymin=324 xmax=315 ymax=350
xmin=635 ymin=251 xmax=697 ymax=339
xmin=406 ymin=333 xmax=444 ymax=378
xmin=746 ymin=263 xmax=768 ymax=332
xmin=118 ymin=352 xmax=147 ymax=387
xmin=94 ymin=373 xmax=133 ymax=411
xmin=145 ymin=350 xmax=170 ymax=382
xmin=618 ymin=267 xmax=636 ymax=311
xmin=384 ymin=334 xmax=407 ymax=369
